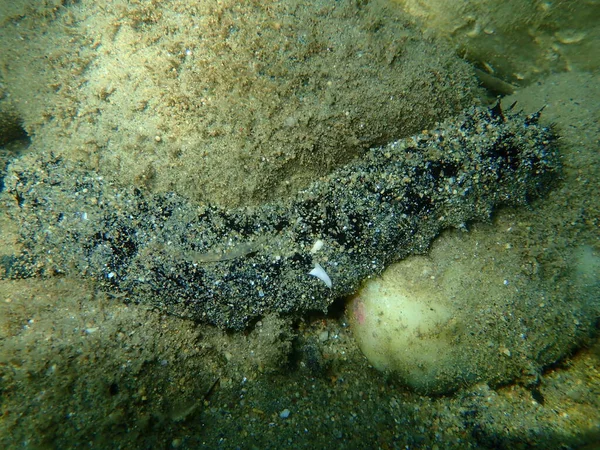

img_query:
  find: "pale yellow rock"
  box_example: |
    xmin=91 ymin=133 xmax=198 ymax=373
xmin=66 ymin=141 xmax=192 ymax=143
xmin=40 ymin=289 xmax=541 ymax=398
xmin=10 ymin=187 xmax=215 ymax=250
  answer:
xmin=347 ymin=257 xmax=461 ymax=392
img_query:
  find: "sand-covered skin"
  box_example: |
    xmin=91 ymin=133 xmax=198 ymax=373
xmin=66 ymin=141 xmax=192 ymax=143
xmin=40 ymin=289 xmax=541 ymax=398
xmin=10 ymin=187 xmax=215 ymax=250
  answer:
xmin=0 ymin=0 xmax=477 ymax=207
xmin=3 ymin=106 xmax=557 ymax=329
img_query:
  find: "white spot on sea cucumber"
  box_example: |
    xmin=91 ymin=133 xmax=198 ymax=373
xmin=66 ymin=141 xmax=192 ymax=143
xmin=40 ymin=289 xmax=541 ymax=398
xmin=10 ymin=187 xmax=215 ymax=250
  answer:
xmin=308 ymin=263 xmax=332 ymax=288
xmin=310 ymin=239 xmax=324 ymax=254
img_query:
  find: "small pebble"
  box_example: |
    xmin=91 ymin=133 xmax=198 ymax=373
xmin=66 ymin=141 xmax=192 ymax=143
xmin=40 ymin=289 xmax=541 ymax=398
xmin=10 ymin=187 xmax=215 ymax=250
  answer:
xmin=319 ymin=330 xmax=329 ymax=342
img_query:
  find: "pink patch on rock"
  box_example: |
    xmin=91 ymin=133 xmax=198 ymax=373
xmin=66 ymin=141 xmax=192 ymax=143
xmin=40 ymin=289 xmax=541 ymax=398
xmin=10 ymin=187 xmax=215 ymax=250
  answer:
xmin=351 ymin=295 xmax=367 ymax=325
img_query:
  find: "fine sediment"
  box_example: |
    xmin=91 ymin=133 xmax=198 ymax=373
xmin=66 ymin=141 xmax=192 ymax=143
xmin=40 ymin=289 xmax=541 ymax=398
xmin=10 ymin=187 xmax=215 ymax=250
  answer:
xmin=2 ymin=105 xmax=557 ymax=329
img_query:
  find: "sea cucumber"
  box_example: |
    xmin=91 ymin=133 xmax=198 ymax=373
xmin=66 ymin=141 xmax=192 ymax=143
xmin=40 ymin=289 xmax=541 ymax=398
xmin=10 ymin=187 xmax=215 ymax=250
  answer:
xmin=2 ymin=105 xmax=557 ymax=329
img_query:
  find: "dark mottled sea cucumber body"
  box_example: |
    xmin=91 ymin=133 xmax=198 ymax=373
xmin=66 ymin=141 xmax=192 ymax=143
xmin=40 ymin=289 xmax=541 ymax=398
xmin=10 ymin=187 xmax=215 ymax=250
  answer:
xmin=3 ymin=106 xmax=557 ymax=328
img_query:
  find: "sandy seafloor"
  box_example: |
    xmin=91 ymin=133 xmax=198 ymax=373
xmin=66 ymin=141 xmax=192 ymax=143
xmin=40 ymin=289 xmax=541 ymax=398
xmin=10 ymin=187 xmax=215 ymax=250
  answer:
xmin=0 ymin=1 xmax=599 ymax=449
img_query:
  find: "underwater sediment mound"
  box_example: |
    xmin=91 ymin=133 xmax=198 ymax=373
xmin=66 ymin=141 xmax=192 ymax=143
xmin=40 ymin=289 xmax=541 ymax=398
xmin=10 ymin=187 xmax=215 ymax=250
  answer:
xmin=3 ymin=105 xmax=557 ymax=329
xmin=0 ymin=0 xmax=478 ymax=207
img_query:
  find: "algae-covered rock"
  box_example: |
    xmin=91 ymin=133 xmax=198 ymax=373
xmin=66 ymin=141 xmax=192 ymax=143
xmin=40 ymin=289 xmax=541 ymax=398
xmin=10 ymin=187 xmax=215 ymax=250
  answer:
xmin=394 ymin=0 xmax=600 ymax=85
xmin=347 ymin=230 xmax=599 ymax=394
xmin=0 ymin=0 xmax=478 ymax=207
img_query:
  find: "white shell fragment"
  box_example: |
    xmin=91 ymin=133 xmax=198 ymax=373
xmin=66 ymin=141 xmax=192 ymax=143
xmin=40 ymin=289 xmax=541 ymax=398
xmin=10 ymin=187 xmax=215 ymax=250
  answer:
xmin=308 ymin=263 xmax=332 ymax=288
